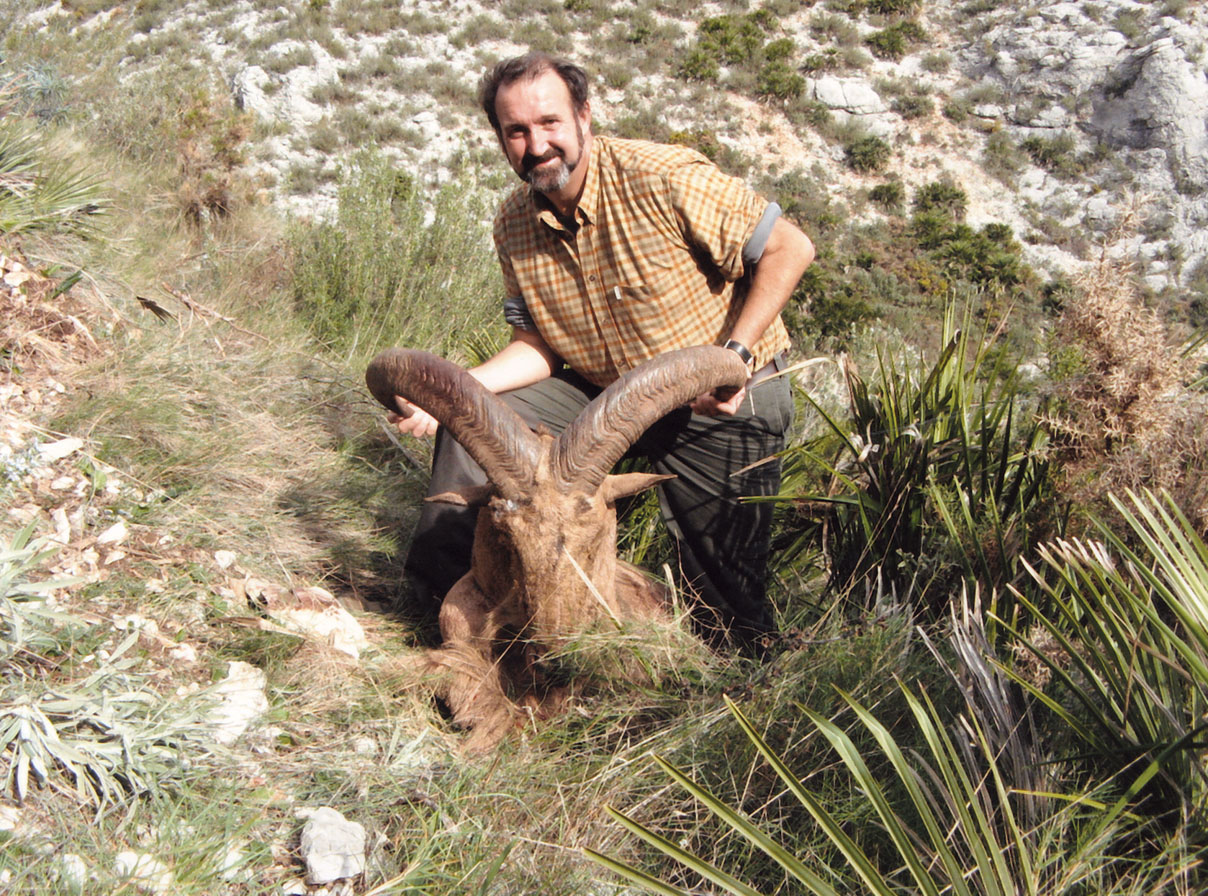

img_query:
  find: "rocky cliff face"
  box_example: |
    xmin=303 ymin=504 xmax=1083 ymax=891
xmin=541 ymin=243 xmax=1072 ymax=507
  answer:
xmin=20 ymin=0 xmax=1208 ymax=301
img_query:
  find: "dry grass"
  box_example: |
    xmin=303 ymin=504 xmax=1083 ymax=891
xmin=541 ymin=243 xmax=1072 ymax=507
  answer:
xmin=1045 ymin=205 xmax=1208 ymax=533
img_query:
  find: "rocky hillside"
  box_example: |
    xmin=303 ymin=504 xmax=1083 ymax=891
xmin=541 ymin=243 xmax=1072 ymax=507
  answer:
xmin=21 ymin=0 xmax=1208 ymax=315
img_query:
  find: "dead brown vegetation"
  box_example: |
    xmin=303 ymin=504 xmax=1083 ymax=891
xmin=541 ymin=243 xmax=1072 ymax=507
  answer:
xmin=1044 ymin=215 xmax=1208 ymax=533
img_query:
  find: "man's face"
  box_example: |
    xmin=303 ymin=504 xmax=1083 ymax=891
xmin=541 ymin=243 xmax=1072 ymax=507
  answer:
xmin=494 ymin=70 xmax=591 ymax=200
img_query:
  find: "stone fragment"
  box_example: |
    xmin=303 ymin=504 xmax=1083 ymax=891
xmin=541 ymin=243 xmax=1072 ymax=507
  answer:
xmin=114 ymin=851 xmax=174 ymax=894
xmin=96 ymin=520 xmax=128 ymax=546
xmin=38 ymin=437 xmax=83 ymax=462
xmin=206 ymin=661 xmax=269 ymax=745
xmin=297 ymin=807 xmax=366 ymax=885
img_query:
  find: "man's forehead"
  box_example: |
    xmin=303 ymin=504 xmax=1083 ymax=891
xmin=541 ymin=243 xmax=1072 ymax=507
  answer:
xmin=496 ymin=70 xmax=575 ymax=118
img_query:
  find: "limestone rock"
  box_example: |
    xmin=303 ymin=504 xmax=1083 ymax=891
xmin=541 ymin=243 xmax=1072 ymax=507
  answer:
xmin=297 ymin=807 xmax=366 ymax=885
xmin=205 ymin=661 xmax=269 ymax=745
xmin=1090 ymin=37 xmax=1208 ymax=192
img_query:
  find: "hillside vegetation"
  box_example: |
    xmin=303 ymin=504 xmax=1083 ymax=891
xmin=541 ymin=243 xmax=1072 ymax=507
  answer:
xmin=1 ymin=0 xmax=1208 ymax=894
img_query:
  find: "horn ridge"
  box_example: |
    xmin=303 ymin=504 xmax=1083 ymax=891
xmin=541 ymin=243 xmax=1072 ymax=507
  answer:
xmin=552 ymin=345 xmax=750 ymax=490
xmin=366 ymin=348 xmax=541 ymax=495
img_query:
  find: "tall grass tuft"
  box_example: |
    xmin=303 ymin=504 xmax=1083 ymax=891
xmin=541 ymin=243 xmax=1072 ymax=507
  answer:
xmin=288 ymin=152 xmax=504 ymax=364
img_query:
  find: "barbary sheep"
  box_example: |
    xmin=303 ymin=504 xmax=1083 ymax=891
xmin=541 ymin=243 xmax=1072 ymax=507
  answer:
xmin=366 ymin=345 xmax=749 ymax=751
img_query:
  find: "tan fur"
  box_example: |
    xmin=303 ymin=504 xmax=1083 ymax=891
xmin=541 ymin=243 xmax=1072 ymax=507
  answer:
xmin=426 ymin=431 xmax=669 ymax=751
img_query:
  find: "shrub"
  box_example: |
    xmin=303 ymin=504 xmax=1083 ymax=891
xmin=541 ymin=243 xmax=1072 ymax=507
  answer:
xmin=174 ymin=88 xmax=254 ymax=227
xmin=868 ymin=180 xmax=904 ymax=212
xmin=942 ymin=97 xmax=971 ymax=122
xmin=920 ymin=51 xmax=951 ymax=73
xmin=982 ymin=130 xmax=1027 ymax=181
xmin=757 ymin=60 xmax=806 ymax=101
xmin=1044 ymin=241 xmax=1208 ymax=532
xmin=780 ymin=307 xmax=1051 ymax=608
xmin=1020 ymin=132 xmax=1086 ymax=179
xmin=913 ymin=180 xmax=967 ymax=219
xmin=844 ymin=135 xmax=891 ymax=173
xmin=866 ymin=0 xmax=919 ymax=12
xmin=864 ymin=21 xmax=925 ymax=60
xmin=801 ymin=49 xmax=840 ymax=73
xmin=288 ymin=151 xmax=501 ymax=361
xmin=697 ymin=14 xmax=766 ymax=65
xmin=677 ymin=46 xmax=719 ymax=82
xmin=891 ymin=93 xmax=932 ymax=119
xmin=865 ymin=26 xmax=906 ymax=59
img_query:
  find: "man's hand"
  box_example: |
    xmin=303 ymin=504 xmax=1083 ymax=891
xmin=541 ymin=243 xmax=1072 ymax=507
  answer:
xmin=389 ymin=396 xmax=440 ymax=438
xmin=690 ymin=383 xmax=747 ymax=417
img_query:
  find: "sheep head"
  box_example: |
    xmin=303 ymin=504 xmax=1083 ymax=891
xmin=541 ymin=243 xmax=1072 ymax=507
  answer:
xmin=366 ymin=345 xmax=749 ymax=743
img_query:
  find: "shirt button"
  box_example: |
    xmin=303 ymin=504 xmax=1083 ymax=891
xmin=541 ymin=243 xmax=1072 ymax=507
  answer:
xmin=589 ymin=275 xmax=596 ymax=282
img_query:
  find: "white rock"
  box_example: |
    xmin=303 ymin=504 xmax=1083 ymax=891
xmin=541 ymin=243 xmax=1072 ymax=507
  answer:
xmin=0 ymin=804 xmax=20 ymax=832
xmin=51 ymin=507 xmax=72 ymax=544
xmin=297 ymin=807 xmax=367 ymax=885
xmin=95 ymin=520 xmax=128 ymax=546
xmin=168 ymin=642 xmax=199 ymax=664
xmin=269 ymin=604 xmax=368 ymax=660
xmin=114 ymin=851 xmax=174 ymax=894
xmin=218 ymin=843 xmax=251 ymax=882
xmin=206 ymin=661 xmax=270 ymax=745
xmin=37 ymin=437 xmax=83 ymax=462
xmin=54 ymin=853 xmax=88 ymax=894
xmin=214 ymin=550 xmax=237 ymax=570
xmin=809 ymin=76 xmax=887 ymax=115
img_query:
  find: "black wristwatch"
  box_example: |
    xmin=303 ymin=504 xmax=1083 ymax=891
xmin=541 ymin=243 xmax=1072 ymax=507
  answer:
xmin=723 ymin=338 xmax=755 ymax=371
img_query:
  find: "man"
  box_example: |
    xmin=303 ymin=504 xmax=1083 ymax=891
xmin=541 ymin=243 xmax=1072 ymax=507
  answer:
xmin=391 ymin=52 xmax=814 ymax=652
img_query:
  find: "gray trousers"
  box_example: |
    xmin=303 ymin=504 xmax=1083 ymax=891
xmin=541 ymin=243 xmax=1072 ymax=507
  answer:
xmin=403 ymin=364 xmax=793 ymax=649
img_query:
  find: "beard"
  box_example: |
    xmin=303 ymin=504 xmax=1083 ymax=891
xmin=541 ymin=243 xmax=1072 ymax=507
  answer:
xmin=523 ymin=151 xmax=573 ymax=193
xmin=521 ymin=119 xmax=584 ymax=194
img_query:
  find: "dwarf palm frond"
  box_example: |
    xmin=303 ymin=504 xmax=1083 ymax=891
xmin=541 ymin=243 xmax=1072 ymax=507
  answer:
xmin=0 ymin=123 xmax=106 ymax=235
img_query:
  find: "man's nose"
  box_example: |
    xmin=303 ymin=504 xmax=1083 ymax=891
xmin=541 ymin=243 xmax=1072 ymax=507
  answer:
xmin=526 ymin=130 xmax=550 ymax=157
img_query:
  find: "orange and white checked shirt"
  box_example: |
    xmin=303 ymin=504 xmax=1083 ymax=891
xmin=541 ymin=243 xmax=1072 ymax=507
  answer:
xmin=494 ymin=136 xmax=791 ymax=387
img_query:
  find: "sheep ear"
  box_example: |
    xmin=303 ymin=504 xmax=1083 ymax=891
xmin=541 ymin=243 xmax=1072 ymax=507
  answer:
xmin=600 ymin=472 xmax=675 ymax=504
xmin=426 ymin=484 xmax=495 ymax=507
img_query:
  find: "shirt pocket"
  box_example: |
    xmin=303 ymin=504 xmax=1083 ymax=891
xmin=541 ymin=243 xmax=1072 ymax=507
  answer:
xmin=606 ymin=270 xmax=682 ymax=359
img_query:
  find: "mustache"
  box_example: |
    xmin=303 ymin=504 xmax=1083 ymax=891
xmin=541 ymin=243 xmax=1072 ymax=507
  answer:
xmin=521 ymin=149 xmax=564 ymax=173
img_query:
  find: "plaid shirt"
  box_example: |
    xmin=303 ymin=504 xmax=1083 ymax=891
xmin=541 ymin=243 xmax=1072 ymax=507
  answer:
xmin=494 ymin=136 xmax=792 ymax=387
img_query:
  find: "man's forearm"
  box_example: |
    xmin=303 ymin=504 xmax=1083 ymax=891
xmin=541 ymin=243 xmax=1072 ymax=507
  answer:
xmin=469 ymin=327 xmax=560 ymax=394
xmin=729 ymin=217 xmax=815 ymax=350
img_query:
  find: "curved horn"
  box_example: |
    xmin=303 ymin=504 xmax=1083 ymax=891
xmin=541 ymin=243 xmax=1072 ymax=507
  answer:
xmin=552 ymin=345 xmax=750 ymax=491
xmin=366 ymin=349 xmax=541 ymax=497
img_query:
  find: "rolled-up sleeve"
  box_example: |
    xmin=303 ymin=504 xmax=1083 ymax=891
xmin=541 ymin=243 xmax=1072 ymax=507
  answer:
xmin=665 ymin=158 xmax=769 ymax=282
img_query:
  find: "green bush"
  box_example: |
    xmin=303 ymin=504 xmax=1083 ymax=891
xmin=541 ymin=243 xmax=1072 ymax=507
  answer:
xmin=677 ymin=46 xmax=720 ymax=81
xmin=697 ymin=14 xmax=766 ymax=65
xmin=780 ymin=307 xmax=1051 ymax=609
xmin=868 ymin=180 xmax=904 ymax=212
xmin=866 ymin=0 xmax=920 ymax=12
xmin=891 ymin=93 xmax=932 ymax=119
xmin=844 ymin=135 xmax=891 ymax=173
xmin=913 ymin=180 xmax=967 ymax=219
xmin=757 ymin=59 xmax=806 ymax=101
xmin=1020 ymin=132 xmax=1087 ymax=179
xmin=288 ymin=151 xmax=502 ymax=361
xmin=864 ymin=21 xmax=925 ymax=60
